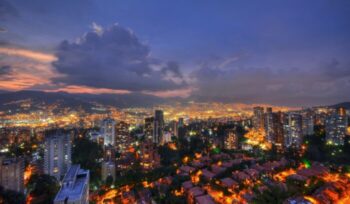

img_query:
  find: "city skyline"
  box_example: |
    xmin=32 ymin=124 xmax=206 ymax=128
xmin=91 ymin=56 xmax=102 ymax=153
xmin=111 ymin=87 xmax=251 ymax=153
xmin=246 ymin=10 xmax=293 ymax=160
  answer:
xmin=1 ymin=0 xmax=350 ymax=106
xmin=1 ymin=2 xmax=350 ymax=203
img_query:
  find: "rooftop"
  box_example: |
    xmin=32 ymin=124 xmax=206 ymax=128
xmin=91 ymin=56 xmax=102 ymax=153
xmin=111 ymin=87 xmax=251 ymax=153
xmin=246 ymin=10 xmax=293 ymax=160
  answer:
xmin=54 ymin=165 xmax=89 ymax=202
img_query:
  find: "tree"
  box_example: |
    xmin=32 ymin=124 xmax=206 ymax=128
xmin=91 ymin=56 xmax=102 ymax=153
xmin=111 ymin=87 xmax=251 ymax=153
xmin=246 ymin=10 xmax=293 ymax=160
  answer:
xmin=0 ymin=186 xmax=26 ymax=204
xmin=253 ymin=185 xmax=291 ymax=204
xmin=158 ymin=145 xmax=180 ymax=166
xmin=27 ymin=174 xmax=60 ymax=204
xmin=72 ymin=137 xmax=103 ymax=184
xmin=189 ymin=136 xmax=206 ymax=153
xmin=105 ymin=175 xmax=114 ymax=187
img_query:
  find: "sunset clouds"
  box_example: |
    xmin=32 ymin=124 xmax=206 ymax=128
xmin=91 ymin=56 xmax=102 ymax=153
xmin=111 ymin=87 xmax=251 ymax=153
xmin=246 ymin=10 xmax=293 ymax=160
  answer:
xmin=1 ymin=0 xmax=350 ymax=106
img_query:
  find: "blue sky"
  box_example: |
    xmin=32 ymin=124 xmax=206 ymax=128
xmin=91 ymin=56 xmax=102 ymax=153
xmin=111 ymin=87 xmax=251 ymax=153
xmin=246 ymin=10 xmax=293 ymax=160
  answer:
xmin=1 ymin=0 xmax=350 ymax=106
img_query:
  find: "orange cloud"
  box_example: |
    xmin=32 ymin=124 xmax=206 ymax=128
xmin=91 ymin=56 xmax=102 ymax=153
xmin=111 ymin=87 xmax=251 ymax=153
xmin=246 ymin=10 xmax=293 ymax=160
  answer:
xmin=0 ymin=47 xmax=58 ymax=91
xmin=0 ymin=72 xmax=50 ymax=91
xmin=46 ymin=85 xmax=131 ymax=95
xmin=0 ymin=47 xmax=57 ymax=63
xmin=142 ymin=88 xmax=194 ymax=98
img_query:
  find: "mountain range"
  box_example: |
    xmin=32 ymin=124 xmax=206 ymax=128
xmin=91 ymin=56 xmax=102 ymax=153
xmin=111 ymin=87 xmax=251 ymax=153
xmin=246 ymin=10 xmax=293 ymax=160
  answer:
xmin=0 ymin=90 xmax=349 ymax=112
xmin=0 ymin=90 xmax=169 ymax=112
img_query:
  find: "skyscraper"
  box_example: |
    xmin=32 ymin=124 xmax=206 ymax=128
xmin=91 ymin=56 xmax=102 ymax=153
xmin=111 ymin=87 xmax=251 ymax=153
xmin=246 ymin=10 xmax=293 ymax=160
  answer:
xmin=44 ymin=131 xmax=71 ymax=180
xmin=171 ymin=120 xmax=179 ymax=138
xmin=115 ymin=121 xmax=130 ymax=152
xmin=54 ymin=165 xmax=89 ymax=204
xmin=253 ymin=106 xmax=265 ymax=130
xmin=101 ymin=118 xmax=116 ymax=146
xmin=284 ymin=113 xmax=303 ymax=148
xmin=273 ymin=112 xmax=285 ymax=149
xmin=325 ymin=107 xmax=348 ymax=146
xmin=178 ymin=118 xmax=184 ymax=128
xmin=144 ymin=117 xmax=154 ymax=141
xmin=265 ymin=107 xmax=274 ymax=143
xmin=0 ymin=156 xmax=24 ymax=193
xmin=302 ymin=110 xmax=314 ymax=136
xmin=177 ymin=118 xmax=186 ymax=141
xmin=153 ymin=110 xmax=164 ymax=144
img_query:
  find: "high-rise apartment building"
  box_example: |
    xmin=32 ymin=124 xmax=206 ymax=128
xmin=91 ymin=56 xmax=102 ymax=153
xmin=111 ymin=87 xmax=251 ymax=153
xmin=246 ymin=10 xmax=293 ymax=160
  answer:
xmin=265 ymin=107 xmax=274 ymax=143
xmin=171 ymin=120 xmax=179 ymax=138
xmin=153 ymin=110 xmax=164 ymax=144
xmin=273 ymin=112 xmax=285 ymax=149
xmin=325 ymin=107 xmax=348 ymax=146
xmin=144 ymin=117 xmax=154 ymax=141
xmin=0 ymin=156 xmax=24 ymax=193
xmin=115 ymin=121 xmax=130 ymax=152
xmin=253 ymin=107 xmax=265 ymax=130
xmin=302 ymin=110 xmax=314 ymax=136
xmin=44 ymin=131 xmax=71 ymax=180
xmin=101 ymin=118 xmax=116 ymax=146
xmin=284 ymin=113 xmax=303 ymax=148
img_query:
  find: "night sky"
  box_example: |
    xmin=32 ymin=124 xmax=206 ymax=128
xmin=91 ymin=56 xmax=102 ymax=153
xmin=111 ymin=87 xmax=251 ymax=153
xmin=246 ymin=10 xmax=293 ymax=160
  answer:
xmin=1 ymin=0 xmax=350 ymax=106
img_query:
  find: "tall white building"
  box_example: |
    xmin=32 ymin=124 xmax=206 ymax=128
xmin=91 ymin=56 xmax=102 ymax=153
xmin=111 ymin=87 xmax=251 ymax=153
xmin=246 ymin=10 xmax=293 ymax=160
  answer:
xmin=284 ymin=113 xmax=303 ymax=148
xmin=44 ymin=131 xmax=71 ymax=180
xmin=326 ymin=108 xmax=348 ymax=146
xmin=101 ymin=118 xmax=116 ymax=146
xmin=54 ymin=165 xmax=89 ymax=204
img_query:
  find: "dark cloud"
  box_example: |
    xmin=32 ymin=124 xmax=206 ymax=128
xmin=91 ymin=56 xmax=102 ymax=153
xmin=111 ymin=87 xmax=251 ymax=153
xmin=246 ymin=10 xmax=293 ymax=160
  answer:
xmin=0 ymin=27 xmax=6 ymax=33
xmin=322 ymin=58 xmax=350 ymax=78
xmin=0 ymin=0 xmax=18 ymax=20
xmin=53 ymin=24 xmax=187 ymax=92
xmin=0 ymin=0 xmax=17 ymax=34
xmin=0 ymin=65 xmax=11 ymax=75
xmin=0 ymin=65 xmax=12 ymax=80
xmin=161 ymin=61 xmax=184 ymax=84
xmin=191 ymin=58 xmax=350 ymax=106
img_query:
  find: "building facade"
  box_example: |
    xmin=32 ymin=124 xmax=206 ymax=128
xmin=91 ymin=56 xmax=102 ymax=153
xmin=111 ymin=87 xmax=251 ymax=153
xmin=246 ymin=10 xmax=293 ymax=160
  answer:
xmin=224 ymin=130 xmax=238 ymax=150
xmin=144 ymin=117 xmax=154 ymax=141
xmin=253 ymin=106 xmax=265 ymax=130
xmin=101 ymin=118 xmax=116 ymax=146
xmin=153 ymin=110 xmax=164 ymax=144
xmin=139 ymin=140 xmax=160 ymax=171
xmin=44 ymin=131 xmax=71 ymax=180
xmin=101 ymin=161 xmax=116 ymax=183
xmin=0 ymin=156 xmax=24 ymax=193
xmin=302 ymin=110 xmax=314 ymax=136
xmin=54 ymin=165 xmax=89 ymax=204
xmin=115 ymin=121 xmax=130 ymax=152
xmin=325 ymin=108 xmax=348 ymax=146
xmin=284 ymin=113 xmax=303 ymax=148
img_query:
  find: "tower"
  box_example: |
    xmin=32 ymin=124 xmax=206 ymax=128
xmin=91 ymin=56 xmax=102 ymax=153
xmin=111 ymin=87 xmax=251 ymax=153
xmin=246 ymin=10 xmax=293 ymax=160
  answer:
xmin=153 ymin=110 xmax=164 ymax=144
xmin=101 ymin=118 xmax=116 ymax=146
xmin=44 ymin=131 xmax=71 ymax=180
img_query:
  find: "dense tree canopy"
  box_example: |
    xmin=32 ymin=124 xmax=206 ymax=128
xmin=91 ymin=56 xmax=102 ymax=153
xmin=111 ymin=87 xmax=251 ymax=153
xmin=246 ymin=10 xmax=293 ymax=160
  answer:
xmin=72 ymin=137 xmax=103 ymax=184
